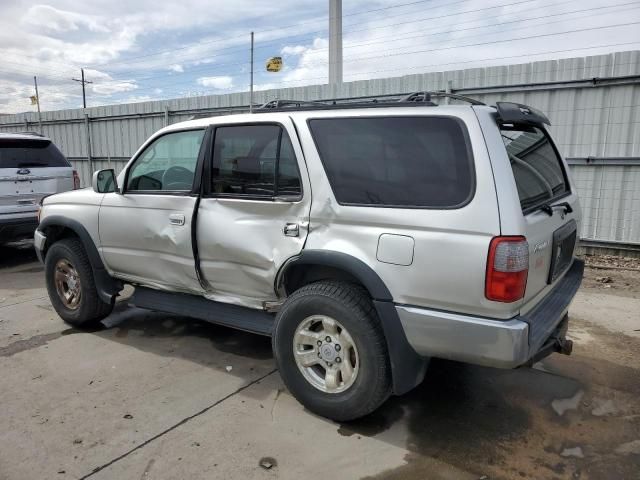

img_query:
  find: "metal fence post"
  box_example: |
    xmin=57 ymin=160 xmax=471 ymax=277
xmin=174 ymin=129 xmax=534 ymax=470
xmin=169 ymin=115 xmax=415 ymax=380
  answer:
xmin=84 ymin=113 xmax=93 ymax=175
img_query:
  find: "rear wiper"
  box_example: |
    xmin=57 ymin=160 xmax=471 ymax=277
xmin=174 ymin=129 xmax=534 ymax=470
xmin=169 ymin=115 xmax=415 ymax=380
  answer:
xmin=539 ymin=201 xmax=573 ymax=216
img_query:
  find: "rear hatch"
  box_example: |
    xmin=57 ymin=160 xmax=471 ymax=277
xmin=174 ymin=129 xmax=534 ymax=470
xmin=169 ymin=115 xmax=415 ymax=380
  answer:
xmin=498 ymin=119 xmax=580 ymax=309
xmin=0 ymin=137 xmax=74 ymax=216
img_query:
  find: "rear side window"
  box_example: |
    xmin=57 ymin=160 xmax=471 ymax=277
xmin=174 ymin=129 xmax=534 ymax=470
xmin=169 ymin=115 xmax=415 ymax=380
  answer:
xmin=500 ymin=125 xmax=569 ymax=212
xmin=211 ymin=125 xmax=302 ymax=198
xmin=0 ymin=139 xmax=69 ymax=168
xmin=308 ymin=117 xmax=474 ymax=208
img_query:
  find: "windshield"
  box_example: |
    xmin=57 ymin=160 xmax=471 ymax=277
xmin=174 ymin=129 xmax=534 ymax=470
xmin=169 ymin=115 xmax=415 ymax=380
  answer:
xmin=500 ymin=125 xmax=568 ymax=212
xmin=0 ymin=138 xmax=70 ymax=168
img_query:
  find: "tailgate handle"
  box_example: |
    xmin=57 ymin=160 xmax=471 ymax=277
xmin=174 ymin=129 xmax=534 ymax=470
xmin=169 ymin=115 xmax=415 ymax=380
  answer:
xmin=540 ymin=202 xmax=573 ymax=217
xmin=169 ymin=213 xmax=185 ymax=226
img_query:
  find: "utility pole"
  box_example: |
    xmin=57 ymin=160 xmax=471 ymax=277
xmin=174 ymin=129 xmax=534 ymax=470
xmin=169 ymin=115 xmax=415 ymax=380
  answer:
xmin=33 ymin=76 xmax=42 ymax=133
xmin=72 ymin=68 xmax=93 ymax=108
xmin=249 ymin=31 xmax=254 ymax=113
xmin=329 ymin=0 xmax=343 ymax=85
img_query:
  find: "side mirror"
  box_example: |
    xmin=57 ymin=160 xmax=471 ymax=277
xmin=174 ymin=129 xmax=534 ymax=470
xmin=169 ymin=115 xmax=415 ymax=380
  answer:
xmin=92 ymin=169 xmax=118 ymax=193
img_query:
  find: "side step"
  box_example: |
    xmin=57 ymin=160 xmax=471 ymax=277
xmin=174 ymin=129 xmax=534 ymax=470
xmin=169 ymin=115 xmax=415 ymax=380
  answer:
xmin=129 ymin=287 xmax=275 ymax=336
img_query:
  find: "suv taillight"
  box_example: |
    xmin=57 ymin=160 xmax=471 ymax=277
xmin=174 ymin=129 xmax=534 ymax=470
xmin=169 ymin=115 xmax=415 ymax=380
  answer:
xmin=72 ymin=170 xmax=80 ymax=189
xmin=485 ymin=236 xmax=529 ymax=303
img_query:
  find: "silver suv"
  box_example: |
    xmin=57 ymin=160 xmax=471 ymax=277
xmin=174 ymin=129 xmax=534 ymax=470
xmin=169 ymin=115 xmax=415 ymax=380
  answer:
xmin=34 ymin=94 xmax=584 ymax=420
xmin=1 ymin=132 xmax=79 ymax=243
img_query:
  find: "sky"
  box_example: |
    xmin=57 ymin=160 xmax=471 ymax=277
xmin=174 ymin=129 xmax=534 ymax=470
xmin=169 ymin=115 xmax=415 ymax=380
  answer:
xmin=1 ymin=0 xmax=639 ymax=114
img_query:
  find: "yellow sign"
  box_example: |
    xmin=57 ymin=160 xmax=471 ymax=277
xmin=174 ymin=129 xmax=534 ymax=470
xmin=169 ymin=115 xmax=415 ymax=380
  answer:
xmin=30 ymin=95 xmax=38 ymax=105
xmin=266 ymin=56 xmax=283 ymax=72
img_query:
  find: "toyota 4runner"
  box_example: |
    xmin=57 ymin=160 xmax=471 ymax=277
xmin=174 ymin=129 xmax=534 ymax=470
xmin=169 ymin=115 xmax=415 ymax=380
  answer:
xmin=34 ymin=93 xmax=584 ymax=421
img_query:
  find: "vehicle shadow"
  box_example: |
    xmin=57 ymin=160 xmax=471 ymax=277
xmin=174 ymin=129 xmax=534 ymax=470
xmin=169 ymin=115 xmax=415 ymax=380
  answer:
xmin=77 ymin=302 xmax=639 ymax=480
xmin=91 ymin=300 xmax=273 ymax=364
xmin=0 ymin=240 xmax=38 ymax=269
xmin=342 ymin=354 xmax=640 ymax=480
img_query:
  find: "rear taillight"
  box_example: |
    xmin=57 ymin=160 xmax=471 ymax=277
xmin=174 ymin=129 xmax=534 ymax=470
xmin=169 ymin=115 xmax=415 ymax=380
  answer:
xmin=485 ymin=236 xmax=529 ymax=303
xmin=72 ymin=170 xmax=80 ymax=189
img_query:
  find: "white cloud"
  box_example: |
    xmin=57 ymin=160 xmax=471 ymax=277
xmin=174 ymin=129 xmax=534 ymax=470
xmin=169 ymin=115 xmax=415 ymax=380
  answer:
xmin=21 ymin=5 xmax=110 ymax=34
xmin=196 ymin=76 xmax=234 ymax=89
xmin=92 ymin=80 xmax=138 ymax=95
xmin=0 ymin=0 xmax=639 ymax=113
xmin=281 ymin=45 xmax=306 ymax=56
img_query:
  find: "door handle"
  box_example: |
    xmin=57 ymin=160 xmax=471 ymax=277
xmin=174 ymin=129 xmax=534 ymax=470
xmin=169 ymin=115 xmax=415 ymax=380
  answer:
xmin=283 ymin=223 xmax=299 ymax=237
xmin=169 ymin=213 xmax=185 ymax=226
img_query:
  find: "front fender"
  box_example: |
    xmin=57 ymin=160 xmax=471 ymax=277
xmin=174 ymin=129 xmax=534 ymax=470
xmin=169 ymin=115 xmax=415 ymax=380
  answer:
xmin=37 ymin=216 xmax=122 ymax=303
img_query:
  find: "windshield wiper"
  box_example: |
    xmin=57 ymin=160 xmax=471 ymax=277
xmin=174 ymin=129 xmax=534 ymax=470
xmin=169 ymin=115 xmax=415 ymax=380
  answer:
xmin=539 ymin=201 xmax=573 ymax=217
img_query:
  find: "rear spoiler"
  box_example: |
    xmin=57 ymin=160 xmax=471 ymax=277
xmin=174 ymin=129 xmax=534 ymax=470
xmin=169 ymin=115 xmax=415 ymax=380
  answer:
xmin=495 ymin=102 xmax=551 ymax=126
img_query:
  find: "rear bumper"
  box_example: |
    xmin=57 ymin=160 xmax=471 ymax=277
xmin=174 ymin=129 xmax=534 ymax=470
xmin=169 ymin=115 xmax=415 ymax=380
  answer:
xmin=397 ymin=259 xmax=584 ymax=368
xmin=0 ymin=214 xmax=39 ymax=243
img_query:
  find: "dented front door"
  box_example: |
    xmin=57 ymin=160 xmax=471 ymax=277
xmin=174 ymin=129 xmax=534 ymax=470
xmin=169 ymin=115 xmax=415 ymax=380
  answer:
xmin=98 ymin=128 xmax=206 ymax=293
xmin=196 ymin=118 xmax=311 ymax=308
xmin=99 ymin=193 xmax=201 ymax=292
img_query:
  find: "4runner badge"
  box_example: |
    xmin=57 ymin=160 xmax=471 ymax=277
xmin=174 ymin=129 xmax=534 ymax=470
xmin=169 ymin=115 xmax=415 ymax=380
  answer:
xmin=533 ymin=241 xmax=549 ymax=253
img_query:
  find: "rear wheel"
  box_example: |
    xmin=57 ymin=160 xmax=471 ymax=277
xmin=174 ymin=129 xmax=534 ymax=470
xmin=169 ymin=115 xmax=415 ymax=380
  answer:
xmin=273 ymin=281 xmax=391 ymax=421
xmin=45 ymin=238 xmax=113 ymax=326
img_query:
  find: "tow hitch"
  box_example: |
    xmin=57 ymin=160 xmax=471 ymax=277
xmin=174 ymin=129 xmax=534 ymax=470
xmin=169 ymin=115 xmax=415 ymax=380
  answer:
xmin=556 ymin=337 xmax=573 ymax=356
xmin=522 ymin=316 xmax=573 ymax=367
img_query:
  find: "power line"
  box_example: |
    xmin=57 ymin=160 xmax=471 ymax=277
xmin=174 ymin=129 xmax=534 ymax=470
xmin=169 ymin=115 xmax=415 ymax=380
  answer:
xmin=78 ymin=40 xmax=640 ymax=99
xmin=88 ymin=0 xmax=543 ymax=70
xmin=56 ymin=0 xmax=610 ymax=86
xmin=82 ymin=0 xmax=458 ymax=69
xmin=4 ymin=4 xmax=639 ymax=101
xmin=11 ymin=43 xmax=639 ymax=111
xmin=0 ymin=0 xmax=584 ymax=84
xmin=102 ymin=17 xmax=640 ymax=93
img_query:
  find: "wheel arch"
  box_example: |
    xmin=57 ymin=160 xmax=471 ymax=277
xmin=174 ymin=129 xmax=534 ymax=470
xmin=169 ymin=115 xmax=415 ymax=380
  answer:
xmin=38 ymin=216 xmax=122 ymax=303
xmin=276 ymin=250 xmax=428 ymax=395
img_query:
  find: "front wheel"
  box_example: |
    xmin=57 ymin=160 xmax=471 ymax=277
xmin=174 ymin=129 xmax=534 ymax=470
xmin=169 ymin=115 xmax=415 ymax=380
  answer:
xmin=272 ymin=281 xmax=391 ymax=421
xmin=45 ymin=238 xmax=113 ymax=327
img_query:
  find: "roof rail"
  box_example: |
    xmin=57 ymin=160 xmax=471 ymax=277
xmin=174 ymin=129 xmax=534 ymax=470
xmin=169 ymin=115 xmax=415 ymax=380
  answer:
xmin=400 ymin=91 xmax=485 ymax=106
xmin=252 ymin=91 xmax=485 ymax=113
xmin=258 ymin=99 xmax=330 ymax=110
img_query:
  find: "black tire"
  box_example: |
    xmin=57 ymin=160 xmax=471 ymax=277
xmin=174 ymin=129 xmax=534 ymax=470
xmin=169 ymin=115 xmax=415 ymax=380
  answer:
xmin=45 ymin=237 xmax=113 ymax=327
xmin=273 ymin=281 xmax=391 ymax=421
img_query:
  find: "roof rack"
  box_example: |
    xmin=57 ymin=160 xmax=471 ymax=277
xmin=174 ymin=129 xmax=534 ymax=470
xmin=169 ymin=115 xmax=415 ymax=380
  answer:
xmin=259 ymin=99 xmax=331 ymax=109
xmin=400 ymin=91 xmax=485 ymax=106
xmin=253 ymin=91 xmax=485 ymax=112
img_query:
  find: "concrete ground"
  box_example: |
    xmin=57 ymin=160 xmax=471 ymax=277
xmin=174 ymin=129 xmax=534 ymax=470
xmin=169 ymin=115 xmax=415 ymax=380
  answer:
xmin=0 ymin=241 xmax=638 ymax=480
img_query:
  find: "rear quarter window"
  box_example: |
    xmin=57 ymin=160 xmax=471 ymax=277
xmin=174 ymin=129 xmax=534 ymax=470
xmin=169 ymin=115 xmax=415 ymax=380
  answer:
xmin=308 ymin=116 xmax=474 ymax=208
xmin=0 ymin=139 xmax=70 ymax=168
xmin=500 ymin=125 xmax=569 ymax=212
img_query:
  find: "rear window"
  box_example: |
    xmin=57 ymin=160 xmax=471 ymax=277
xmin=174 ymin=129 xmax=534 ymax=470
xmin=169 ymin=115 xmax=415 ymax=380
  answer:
xmin=0 ymin=139 xmax=69 ymax=168
xmin=500 ymin=125 xmax=568 ymax=212
xmin=308 ymin=117 xmax=474 ymax=208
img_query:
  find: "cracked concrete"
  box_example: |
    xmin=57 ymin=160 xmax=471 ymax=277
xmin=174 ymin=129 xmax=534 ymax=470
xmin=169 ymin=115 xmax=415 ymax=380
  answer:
xmin=1 ymin=242 xmax=639 ymax=480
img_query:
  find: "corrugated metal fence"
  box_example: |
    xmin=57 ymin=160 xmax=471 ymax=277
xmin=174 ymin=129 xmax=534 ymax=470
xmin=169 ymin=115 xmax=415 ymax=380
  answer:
xmin=1 ymin=50 xmax=639 ymax=246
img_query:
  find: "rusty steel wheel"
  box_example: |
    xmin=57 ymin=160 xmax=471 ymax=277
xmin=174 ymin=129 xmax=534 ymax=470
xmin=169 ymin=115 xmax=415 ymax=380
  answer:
xmin=45 ymin=238 xmax=113 ymax=326
xmin=53 ymin=258 xmax=82 ymax=310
